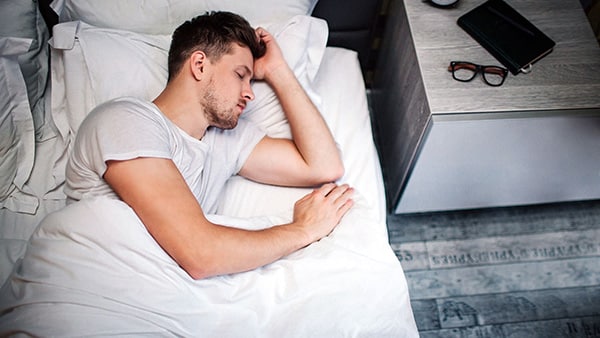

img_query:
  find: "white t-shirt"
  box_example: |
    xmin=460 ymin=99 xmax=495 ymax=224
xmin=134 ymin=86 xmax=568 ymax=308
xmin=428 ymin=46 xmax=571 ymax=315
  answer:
xmin=65 ymin=97 xmax=265 ymax=213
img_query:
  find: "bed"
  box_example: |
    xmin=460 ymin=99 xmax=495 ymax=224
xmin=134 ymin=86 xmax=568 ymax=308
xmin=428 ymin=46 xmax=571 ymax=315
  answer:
xmin=0 ymin=0 xmax=418 ymax=336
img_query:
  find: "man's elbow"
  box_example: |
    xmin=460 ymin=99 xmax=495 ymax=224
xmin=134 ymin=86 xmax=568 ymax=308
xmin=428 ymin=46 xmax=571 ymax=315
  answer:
xmin=181 ymin=262 xmax=212 ymax=280
xmin=317 ymin=161 xmax=345 ymax=183
xmin=331 ymin=162 xmax=345 ymax=181
xmin=178 ymin=253 xmax=221 ymax=280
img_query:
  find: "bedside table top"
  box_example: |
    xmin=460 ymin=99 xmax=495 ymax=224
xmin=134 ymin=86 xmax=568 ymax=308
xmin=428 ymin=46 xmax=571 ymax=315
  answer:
xmin=406 ymin=0 xmax=600 ymax=115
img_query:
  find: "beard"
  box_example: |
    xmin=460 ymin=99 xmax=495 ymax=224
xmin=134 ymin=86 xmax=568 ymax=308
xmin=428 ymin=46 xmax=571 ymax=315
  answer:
xmin=202 ymin=80 xmax=239 ymax=130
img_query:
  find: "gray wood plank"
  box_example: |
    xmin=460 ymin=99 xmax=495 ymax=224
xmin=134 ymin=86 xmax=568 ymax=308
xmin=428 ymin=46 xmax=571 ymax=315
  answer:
xmin=387 ymin=200 xmax=600 ymax=243
xmin=434 ymin=286 xmax=600 ymax=329
xmin=419 ymin=316 xmax=600 ymax=338
xmin=410 ymin=299 xmax=441 ymax=331
xmin=390 ymin=241 xmax=429 ymax=271
xmin=392 ymin=229 xmax=600 ymax=273
xmin=425 ymin=229 xmax=600 ymax=270
xmin=405 ymin=256 xmax=600 ymax=299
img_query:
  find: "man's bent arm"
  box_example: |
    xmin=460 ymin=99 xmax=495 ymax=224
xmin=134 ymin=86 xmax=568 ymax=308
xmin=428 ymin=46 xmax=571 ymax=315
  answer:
xmin=240 ymin=28 xmax=344 ymax=187
xmin=104 ymin=157 xmax=353 ymax=280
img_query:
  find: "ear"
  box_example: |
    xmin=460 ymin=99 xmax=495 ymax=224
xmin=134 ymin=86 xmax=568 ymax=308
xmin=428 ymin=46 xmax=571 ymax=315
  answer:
xmin=189 ymin=51 xmax=206 ymax=81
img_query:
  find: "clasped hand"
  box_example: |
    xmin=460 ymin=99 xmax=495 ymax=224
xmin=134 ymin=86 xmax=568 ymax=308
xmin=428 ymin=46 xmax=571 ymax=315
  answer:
xmin=252 ymin=27 xmax=288 ymax=82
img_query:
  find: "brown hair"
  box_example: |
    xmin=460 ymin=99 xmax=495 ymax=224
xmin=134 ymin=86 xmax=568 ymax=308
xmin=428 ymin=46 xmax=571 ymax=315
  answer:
xmin=167 ymin=11 xmax=266 ymax=82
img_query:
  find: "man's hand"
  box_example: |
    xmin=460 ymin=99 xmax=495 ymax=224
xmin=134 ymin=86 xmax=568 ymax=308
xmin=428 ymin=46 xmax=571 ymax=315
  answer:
xmin=290 ymin=183 xmax=355 ymax=243
xmin=252 ymin=27 xmax=287 ymax=81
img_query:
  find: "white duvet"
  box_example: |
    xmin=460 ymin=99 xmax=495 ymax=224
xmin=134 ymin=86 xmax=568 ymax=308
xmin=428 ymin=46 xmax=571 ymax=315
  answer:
xmin=0 ymin=195 xmax=416 ymax=337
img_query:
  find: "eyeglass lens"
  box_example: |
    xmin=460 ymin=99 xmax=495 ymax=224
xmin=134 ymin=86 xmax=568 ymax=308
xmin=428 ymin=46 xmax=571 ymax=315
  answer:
xmin=451 ymin=62 xmax=506 ymax=86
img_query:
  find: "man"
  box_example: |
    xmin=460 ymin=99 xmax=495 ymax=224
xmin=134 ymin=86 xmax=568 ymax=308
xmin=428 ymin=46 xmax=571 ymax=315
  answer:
xmin=65 ymin=11 xmax=354 ymax=280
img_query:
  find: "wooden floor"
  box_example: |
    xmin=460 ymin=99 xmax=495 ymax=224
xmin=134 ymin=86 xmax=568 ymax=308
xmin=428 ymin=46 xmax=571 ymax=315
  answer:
xmin=387 ymin=199 xmax=600 ymax=337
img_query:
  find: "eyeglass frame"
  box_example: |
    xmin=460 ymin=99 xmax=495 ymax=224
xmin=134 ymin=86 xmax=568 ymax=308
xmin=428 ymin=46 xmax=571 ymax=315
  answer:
xmin=447 ymin=61 xmax=509 ymax=87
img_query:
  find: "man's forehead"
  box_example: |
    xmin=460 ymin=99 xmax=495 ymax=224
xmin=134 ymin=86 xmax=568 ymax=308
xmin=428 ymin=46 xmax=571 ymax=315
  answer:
xmin=222 ymin=44 xmax=254 ymax=70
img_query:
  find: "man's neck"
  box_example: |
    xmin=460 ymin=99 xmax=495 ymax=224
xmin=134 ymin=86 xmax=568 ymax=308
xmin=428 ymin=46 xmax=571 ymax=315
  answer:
xmin=153 ymin=82 xmax=209 ymax=140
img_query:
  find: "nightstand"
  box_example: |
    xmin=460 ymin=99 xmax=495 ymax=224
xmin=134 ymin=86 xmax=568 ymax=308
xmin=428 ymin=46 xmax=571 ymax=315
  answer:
xmin=372 ymin=0 xmax=600 ymax=213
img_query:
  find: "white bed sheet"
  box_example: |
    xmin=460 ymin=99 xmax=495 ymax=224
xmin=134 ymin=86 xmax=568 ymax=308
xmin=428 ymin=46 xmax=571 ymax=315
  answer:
xmin=0 ymin=48 xmax=417 ymax=336
xmin=0 ymin=132 xmax=66 ymax=287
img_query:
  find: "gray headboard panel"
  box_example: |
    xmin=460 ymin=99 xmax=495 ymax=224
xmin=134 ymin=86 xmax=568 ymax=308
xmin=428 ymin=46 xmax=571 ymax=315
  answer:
xmin=312 ymin=0 xmax=384 ymax=77
xmin=38 ymin=0 xmax=384 ymax=79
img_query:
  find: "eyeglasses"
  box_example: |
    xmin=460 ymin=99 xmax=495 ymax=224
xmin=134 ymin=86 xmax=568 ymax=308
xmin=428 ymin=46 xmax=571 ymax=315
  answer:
xmin=448 ymin=61 xmax=508 ymax=87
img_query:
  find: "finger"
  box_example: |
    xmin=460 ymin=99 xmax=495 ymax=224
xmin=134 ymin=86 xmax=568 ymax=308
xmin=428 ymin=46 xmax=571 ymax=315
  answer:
xmin=298 ymin=184 xmax=330 ymax=202
xmin=324 ymin=184 xmax=353 ymax=201
xmin=337 ymin=198 xmax=354 ymax=217
xmin=315 ymin=182 xmax=337 ymax=197
xmin=334 ymin=189 xmax=354 ymax=210
xmin=255 ymin=27 xmax=271 ymax=40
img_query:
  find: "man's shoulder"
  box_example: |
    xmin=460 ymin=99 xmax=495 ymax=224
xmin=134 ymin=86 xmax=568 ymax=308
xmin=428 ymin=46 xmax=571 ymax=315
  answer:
xmin=94 ymin=96 xmax=153 ymax=113
xmin=86 ymin=97 xmax=159 ymax=122
xmin=78 ymin=97 xmax=165 ymax=135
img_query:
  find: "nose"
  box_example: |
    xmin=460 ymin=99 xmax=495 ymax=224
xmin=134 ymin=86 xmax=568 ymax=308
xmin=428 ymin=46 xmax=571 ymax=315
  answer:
xmin=242 ymin=81 xmax=254 ymax=102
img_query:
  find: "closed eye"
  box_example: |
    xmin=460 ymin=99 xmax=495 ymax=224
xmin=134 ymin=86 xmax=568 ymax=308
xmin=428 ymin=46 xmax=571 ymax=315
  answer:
xmin=235 ymin=65 xmax=253 ymax=81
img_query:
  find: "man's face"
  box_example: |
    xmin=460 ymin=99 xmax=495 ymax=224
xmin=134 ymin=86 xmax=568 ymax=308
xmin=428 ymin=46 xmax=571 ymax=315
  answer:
xmin=201 ymin=43 xmax=255 ymax=130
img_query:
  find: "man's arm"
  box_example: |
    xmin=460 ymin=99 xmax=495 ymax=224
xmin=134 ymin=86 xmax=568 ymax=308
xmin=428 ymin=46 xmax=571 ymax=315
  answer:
xmin=104 ymin=157 xmax=353 ymax=280
xmin=239 ymin=28 xmax=344 ymax=187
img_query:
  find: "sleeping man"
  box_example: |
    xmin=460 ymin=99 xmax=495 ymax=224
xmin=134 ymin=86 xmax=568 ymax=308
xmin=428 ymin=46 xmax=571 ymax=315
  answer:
xmin=0 ymin=11 xmax=353 ymax=333
xmin=67 ymin=10 xmax=353 ymax=280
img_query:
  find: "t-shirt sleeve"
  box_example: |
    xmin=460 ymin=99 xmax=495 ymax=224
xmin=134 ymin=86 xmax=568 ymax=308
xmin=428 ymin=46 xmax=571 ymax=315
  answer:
xmin=209 ymin=118 xmax=266 ymax=176
xmin=233 ymin=119 xmax=266 ymax=174
xmin=71 ymin=99 xmax=172 ymax=179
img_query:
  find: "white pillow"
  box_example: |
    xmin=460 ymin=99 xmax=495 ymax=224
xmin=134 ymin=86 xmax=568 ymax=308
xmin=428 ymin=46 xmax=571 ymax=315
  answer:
xmin=50 ymin=0 xmax=319 ymax=35
xmin=50 ymin=15 xmax=328 ymax=145
xmin=0 ymin=37 xmax=37 ymax=213
xmin=50 ymin=22 xmax=170 ymax=142
xmin=242 ymin=16 xmax=326 ymax=138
